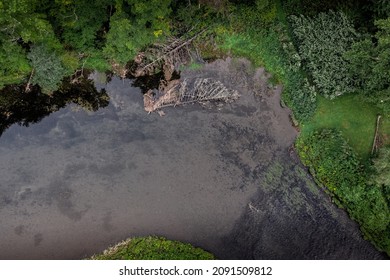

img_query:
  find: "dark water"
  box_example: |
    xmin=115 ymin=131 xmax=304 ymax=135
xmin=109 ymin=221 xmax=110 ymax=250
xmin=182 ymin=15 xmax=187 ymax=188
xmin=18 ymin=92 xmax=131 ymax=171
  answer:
xmin=0 ymin=58 xmax=385 ymax=259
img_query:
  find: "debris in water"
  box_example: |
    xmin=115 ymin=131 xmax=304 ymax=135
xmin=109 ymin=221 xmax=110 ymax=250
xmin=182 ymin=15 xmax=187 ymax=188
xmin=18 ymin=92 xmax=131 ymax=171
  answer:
xmin=143 ymin=78 xmax=239 ymax=113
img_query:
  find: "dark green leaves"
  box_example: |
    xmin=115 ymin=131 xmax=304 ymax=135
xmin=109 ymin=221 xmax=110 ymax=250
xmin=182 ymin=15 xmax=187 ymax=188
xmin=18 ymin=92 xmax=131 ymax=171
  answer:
xmin=290 ymin=11 xmax=358 ymax=99
xmin=27 ymin=44 xmax=68 ymax=93
xmin=297 ymin=129 xmax=390 ymax=253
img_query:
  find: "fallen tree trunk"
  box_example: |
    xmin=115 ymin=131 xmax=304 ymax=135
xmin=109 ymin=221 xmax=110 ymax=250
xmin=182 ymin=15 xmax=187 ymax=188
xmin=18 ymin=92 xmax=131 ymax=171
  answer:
xmin=143 ymin=78 xmax=239 ymax=113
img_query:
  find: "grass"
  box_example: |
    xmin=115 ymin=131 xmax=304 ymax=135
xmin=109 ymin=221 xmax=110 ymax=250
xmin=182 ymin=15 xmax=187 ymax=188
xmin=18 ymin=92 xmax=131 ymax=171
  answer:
xmin=301 ymin=94 xmax=389 ymax=160
xmin=219 ymin=31 xmax=286 ymax=83
xmin=90 ymin=236 xmax=215 ymax=260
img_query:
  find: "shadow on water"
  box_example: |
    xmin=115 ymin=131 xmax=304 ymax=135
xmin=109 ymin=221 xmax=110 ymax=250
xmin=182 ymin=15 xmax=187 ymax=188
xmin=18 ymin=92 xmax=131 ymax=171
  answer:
xmin=0 ymin=76 xmax=109 ymax=137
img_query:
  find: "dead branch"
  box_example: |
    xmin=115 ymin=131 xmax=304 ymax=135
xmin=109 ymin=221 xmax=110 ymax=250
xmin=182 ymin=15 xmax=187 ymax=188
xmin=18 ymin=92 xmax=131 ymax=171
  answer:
xmin=25 ymin=68 xmax=34 ymax=93
xmin=248 ymin=202 xmax=260 ymax=213
xmin=372 ymin=115 xmax=382 ymax=154
xmin=132 ymin=29 xmax=206 ymax=77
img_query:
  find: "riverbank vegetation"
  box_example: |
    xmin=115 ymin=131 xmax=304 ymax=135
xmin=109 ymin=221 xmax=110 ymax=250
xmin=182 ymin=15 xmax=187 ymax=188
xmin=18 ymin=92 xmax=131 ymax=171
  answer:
xmin=90 ymin=236 xmax=214 ymax=260
xmin=1 ymin=0 xmax=389 ymax=257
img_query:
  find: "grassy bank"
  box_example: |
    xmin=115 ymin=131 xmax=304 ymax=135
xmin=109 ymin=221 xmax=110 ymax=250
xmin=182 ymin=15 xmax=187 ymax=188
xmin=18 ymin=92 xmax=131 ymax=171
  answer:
xmin=302 ymin=94 xmax=389 ymax=160
xmin=90 ymin=236 xmax=215 ymax=260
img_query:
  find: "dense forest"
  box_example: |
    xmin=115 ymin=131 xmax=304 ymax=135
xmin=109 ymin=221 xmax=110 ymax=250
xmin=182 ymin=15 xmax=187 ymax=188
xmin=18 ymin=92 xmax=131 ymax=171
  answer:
xmin=1 ymin=0 xmax=390 ymax=257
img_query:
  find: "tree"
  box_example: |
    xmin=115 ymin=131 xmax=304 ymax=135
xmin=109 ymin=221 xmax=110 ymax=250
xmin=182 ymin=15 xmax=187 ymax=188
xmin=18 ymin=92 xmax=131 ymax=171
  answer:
xmin=103 ymin=0 xmax=172 ymax=65
xmin=372 ymin=0 xmax=390 ymax=19
xmin=290 ymin=11 xmax=358 ymax=99
xmin=345 ymin=17 xmax=390 ymax=111
xmin=27 ymin=44 xmax=68 ymax=94
xmin=0 ymin=39 xmax=31 ymax=88
xmin=0 ymin=0 xmax=58 ymax=88
xmin=49 ymin=0 xmax=112 ymax=52
xmin=346 ymin=18 xmax=390 ymax=92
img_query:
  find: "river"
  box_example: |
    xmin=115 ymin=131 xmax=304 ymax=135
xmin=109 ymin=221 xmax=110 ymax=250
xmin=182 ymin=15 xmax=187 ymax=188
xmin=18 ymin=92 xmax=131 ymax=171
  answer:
xmin=0 ymin=58 xmax=385 ymax=259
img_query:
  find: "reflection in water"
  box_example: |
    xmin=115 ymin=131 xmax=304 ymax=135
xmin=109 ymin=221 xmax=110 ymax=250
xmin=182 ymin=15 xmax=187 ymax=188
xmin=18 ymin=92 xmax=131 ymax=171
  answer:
xmin=0 ymin=76 xmax=109 ymax=137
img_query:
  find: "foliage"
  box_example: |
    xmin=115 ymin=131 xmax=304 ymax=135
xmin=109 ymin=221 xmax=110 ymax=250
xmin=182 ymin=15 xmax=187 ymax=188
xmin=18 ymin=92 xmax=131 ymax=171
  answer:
xmin=215 ymin=3 xmax=316 ymax=123
xmin=290 ymin=11 xmax=358 ymax=99
xmin=50 ymin=0 xmax=112 ymax=51
xmin=345 ymin=17 xmax=390 ymax=111
xmin=0 ymin=0 xmax=56 ymax=44
xmin=0 ymin=39 xmax=31 ymax=88
xmin=0 ymin=0 xmax=57 ymax=89
xmin=370 ymin=146 xmax=390 ymax=189
xmin=103 ymin=0 xmax=172 ymax=65
xmin=281 ymin=0 xmax=355 ymax=16
xmin=297 ymin=129 xmax=366 ymax=197
xmin=27 ymin=44 xmax=69 ymax=93
xmin=277 ymin=23 xmax=317 ymax=123
xmin=372 ymin=0 xmax=390 ymax=19
xmin=90 ymin=236 xmax=215 ymax=260
xmin=296 ymin=129 xmax=390 ymax=255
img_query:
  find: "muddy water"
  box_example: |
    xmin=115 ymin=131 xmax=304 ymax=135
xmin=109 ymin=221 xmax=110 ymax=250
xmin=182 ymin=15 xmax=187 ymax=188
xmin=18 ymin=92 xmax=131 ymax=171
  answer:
xmin=0 ymin=58 xmax=385 ymax=259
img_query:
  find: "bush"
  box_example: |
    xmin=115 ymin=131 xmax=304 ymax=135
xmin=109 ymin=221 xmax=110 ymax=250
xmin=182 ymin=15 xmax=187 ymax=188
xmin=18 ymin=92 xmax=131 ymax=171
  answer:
xmin=370 ymin=146 xmax=390 ymax=198
xmin=344 ymin=17 xmax=390 ymax=112
xmin=278 ymin=23 xmax=317 ymax=122
xmin=290 ymin=11 xmax=358 ymax=99
xmin=27 ymin=44 xmax=69 ymax=94
xmin=296 ymin=129 xmax=365 ymax=198
xmin=296 ymin=129 xmax=390 ymax=255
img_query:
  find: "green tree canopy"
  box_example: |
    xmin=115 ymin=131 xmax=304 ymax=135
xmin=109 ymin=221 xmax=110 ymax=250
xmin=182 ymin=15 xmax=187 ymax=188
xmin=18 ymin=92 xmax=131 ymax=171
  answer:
xmin=0 ymin=0 xmax=60 ymax=88
xmin=290 ymin=11 xmax=358 ymax=99
xmin=103 ymin=0 xmax=171 ymax=65
xmin=345 ymin=17 xmax=390 ymax=111
xmin=345 ymin=17 xmax=390 ymax=93
xmin=27 ymin=44 xmax=68 ymax=93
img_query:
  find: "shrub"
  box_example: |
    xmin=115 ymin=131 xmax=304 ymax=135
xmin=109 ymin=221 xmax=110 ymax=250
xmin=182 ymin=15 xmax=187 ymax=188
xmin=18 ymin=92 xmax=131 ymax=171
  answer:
xmin=296 ymin=129 xmax=390 ymax=255
xmin=278 ymin=23 xmax=317 ymax=122
xmin=344 ymin=17 xmax=390 ymax=112
xmin=370 ymin=146 xmax=390 ymax=200
xmin=27 ymin=44 xmax=69 ymax=94
xmin=289 ymin=11 xmax=358 ymax=99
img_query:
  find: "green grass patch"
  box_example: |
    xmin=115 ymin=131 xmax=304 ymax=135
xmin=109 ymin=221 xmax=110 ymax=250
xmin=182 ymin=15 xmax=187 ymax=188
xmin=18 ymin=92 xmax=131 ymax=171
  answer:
xmin=301 ymin=94 xmax=383 ymax=159
xmin=90 ymin=236 xmax=215 ymax=260
xmin=219 ymin=31 xmax=286 ymax=82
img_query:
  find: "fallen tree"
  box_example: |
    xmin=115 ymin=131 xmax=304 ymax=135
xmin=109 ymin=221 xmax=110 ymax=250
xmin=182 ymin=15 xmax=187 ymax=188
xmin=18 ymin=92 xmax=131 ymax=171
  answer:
xmin=144 ymin=77 xmax=239 ymax=113
xmin=131 ymin=30 xmax=205 ymax=78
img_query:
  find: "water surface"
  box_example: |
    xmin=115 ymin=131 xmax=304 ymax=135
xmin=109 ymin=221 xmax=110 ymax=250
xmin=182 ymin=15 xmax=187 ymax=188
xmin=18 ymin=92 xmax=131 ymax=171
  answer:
xmin=0 ymin=58 xmax=384 ymax=259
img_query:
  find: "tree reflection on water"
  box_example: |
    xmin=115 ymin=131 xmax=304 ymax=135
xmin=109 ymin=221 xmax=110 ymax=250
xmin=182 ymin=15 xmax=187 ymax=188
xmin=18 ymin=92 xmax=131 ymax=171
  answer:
xmin=0 ymin=76 xmax=109 ymax=137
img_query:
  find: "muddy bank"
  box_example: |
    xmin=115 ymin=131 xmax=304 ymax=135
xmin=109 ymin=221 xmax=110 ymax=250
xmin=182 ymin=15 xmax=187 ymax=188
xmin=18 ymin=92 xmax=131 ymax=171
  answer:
xmin=0 ymin=58 xmax=385 ymax=259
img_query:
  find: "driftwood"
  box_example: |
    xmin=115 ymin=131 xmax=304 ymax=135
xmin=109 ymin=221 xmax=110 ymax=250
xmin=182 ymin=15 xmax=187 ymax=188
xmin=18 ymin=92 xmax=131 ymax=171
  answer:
xmin=143 ymin=78 xmax=239 ymax=113
xmin=135 ymin=28 xmax=240 ymax=115
xmin=25 ymin=68 xmax=34 ymax=93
